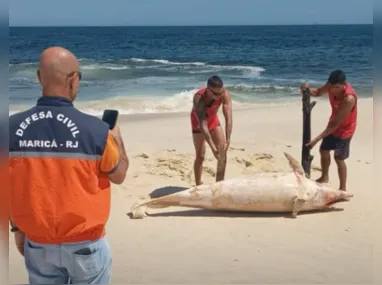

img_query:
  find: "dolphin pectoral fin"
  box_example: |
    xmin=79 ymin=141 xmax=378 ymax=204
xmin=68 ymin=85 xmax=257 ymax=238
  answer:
xmin=283 ymin=152 xmax=305 ymax=176
xmin=292 ymin=197 xmax=306 ymax=218
xmin=291 ymin=170 xmax=309 ymax=218
xmin=291 ymin=183 xmax=308 ymax=217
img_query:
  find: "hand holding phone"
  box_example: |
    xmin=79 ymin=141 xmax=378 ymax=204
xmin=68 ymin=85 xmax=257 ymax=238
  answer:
xmin=102 ymin=109 xmax=119 ymax=130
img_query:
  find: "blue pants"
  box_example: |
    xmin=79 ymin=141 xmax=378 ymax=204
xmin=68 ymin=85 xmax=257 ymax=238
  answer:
xmin=24 ymin=237 xmax=112 ymax=284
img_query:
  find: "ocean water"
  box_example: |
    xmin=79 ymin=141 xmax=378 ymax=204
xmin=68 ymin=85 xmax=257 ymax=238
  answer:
xmin=9 ymin=25 xmax=372 ymax=115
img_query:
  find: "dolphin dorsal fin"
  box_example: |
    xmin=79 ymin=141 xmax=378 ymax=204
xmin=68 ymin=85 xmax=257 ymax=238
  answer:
xmin=283 ymin=152 xmax=309 ymax=217
xmin=283 ymin=152 xmax=305 ymax=177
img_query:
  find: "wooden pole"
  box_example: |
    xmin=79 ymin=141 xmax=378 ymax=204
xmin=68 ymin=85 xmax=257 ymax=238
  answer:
xmin=301 ymin=88 xmax=316 ymax=178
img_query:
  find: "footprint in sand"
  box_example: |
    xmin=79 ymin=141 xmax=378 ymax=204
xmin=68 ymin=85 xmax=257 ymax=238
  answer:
xmin=140 ymin=151 xmax=189 ymax=181
xmin=229 ymin=146 xmax=245 ymax=151
xmin=139 ymin=149 xmax=284 ymax=183
xmin=232 ymin=152 xmax=280 ymax=173
xmin=203 ymin=166 xmax=216 ymax=177
xmin=142 ymin=150 xmax=219 ymax=183
xmin=254 ymin=153 xmax=273 ymax=160
xmin=135 ymin=153 xmax=150 ymax=159
xmin=235 ymin=153 xmax=274 ymax=167
xmin=312 ymin=166 xmax=322 ymax=172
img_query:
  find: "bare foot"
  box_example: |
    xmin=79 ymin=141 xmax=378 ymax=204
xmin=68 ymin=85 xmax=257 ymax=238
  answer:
xmin=316 ymin=177 xmax=329 ymax=184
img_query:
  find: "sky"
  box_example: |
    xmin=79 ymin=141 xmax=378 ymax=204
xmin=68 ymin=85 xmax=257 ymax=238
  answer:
xmin=9 ymin=0 xmax=373 ymax=27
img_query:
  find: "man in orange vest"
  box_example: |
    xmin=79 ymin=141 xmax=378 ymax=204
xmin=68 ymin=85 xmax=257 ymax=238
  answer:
xmin=9 ymin=46 xmax=129 ymax=284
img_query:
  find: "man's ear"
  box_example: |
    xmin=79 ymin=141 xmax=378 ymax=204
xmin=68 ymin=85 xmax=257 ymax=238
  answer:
xmin=37 ymin=69 xmax=42 ymax=84
xmin=69 ymin=79 xmax=74 ymax=92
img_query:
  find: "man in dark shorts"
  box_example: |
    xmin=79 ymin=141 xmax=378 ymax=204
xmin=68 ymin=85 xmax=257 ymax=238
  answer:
xmin=190 ymin=75 xmax=233 ymax=185
xmin=301 ymin=70 xmax=357 ymax=191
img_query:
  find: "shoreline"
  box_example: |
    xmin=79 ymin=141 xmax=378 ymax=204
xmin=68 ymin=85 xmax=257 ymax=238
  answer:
xmin=8 ymin=96 xmax=374 ymax=120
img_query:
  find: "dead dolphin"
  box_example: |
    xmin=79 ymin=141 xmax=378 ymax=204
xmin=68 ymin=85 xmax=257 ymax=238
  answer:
xmin=131 ymin=152 xmax=353 ymax=219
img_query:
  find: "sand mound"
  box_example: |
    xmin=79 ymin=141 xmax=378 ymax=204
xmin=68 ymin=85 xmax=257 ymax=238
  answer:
xmin=132 ymin=147 xmax=290 ymax=185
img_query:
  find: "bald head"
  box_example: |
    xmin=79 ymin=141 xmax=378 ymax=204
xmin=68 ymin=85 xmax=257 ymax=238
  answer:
xmin=38 ymin=46 xmax=79 ymax=86
xmin=38 ymin=47 xmax=81 ymax=100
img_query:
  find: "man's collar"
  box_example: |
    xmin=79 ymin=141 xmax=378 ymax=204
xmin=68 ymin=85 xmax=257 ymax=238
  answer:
xmin=36 ymin=96 xmax=74 ymax=107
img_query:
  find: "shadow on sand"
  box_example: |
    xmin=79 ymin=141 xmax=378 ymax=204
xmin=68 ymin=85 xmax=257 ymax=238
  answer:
xmin=149 ymin=186 xmax=188 ymax=198
xmin=127 ymin=184 xmax=345 ymax=219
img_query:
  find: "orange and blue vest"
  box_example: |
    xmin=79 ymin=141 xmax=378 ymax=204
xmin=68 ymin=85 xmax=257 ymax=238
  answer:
xmin=9 ymin=96 xmax=120 ymax=244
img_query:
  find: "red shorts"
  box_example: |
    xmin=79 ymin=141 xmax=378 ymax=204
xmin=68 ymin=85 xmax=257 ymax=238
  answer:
xmin=190 ymin=112 xmax=220 ymax=133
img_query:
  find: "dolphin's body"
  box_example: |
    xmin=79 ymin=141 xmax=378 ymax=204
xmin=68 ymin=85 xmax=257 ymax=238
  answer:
xmin=131 ymin=153 xmax=353 ymax=219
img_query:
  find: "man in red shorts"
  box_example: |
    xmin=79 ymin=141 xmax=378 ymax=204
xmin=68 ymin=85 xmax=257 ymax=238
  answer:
xmin=302 ymin=70 xmax=357 ymax=191
xmin=190 ymin=75 xmax=233 ymax=185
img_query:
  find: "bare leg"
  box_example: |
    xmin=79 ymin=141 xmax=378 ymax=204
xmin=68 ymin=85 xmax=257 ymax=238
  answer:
xmin=210 ymin=126 xmax=226 ymax=182
xmin=192 ymin=133 xmax=206 ymax=186
xmin=335 ymin=158 xmax=347 ymax=191
xmin=316 ymin=150 xmax=330 ymax=184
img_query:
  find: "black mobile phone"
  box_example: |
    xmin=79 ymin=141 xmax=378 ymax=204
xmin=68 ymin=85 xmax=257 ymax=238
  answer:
xmin=102 ymin=109 xmax=119 ymax=130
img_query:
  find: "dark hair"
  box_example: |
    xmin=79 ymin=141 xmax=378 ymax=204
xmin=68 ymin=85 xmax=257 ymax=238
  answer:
xmin=207 ymin=75 xmax=223 ymax=88
xmin=327 ymin=70 xmax=346 ymax=84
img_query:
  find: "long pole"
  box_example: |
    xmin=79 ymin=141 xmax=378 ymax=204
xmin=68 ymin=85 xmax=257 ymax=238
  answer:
xmin=301 ymin=88 xmax=316 ymax=178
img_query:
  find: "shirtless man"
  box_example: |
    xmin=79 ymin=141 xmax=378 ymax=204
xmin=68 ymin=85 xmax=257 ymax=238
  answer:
xmin=301 ymin=70 xmax=357 ymax=191
xmin=190 ymin=75 xmax=232 ymax=185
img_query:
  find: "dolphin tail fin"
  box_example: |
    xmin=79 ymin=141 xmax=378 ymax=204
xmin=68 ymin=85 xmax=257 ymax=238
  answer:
xmin=130 ymin=201 xmax=149 ymax=219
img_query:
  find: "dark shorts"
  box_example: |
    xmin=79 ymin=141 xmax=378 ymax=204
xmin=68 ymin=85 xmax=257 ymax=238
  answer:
xmin=319 ymin=134 xmax=352 ymax=160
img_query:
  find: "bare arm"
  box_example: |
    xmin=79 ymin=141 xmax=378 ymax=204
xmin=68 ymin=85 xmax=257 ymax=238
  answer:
xmin=314 ymin=95 xmax=356 ymax=140
xmin=9 ymin=218 xmax=25 ymax=256
xmin=100 ymin=128 xmax=129 ymax=185
xmin=308 ymin=82 xmax=330 ymax=97
xmin=109 ymin=135 xmax=129 ymax=184
xmin=222 ymin=91 xmax=233 ymax=142
xmin=193 ymin=94 xmax=216 ymax=151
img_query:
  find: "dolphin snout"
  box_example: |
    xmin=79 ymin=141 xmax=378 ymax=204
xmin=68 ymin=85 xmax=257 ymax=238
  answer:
xmin=340 ymin=192 xmax=354 ymax=200
xmin=325 ymin=191 xmax=354 ymax=207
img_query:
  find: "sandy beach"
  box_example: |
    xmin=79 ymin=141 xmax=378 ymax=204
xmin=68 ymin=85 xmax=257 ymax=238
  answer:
xmin=9 ymin=97 xmax=373 ymax=284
